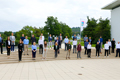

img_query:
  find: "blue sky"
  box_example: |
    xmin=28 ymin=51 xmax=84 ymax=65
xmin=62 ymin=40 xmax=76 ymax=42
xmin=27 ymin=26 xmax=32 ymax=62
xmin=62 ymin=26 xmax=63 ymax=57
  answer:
xmin=0 ymin=0 xmax=115 ymax=32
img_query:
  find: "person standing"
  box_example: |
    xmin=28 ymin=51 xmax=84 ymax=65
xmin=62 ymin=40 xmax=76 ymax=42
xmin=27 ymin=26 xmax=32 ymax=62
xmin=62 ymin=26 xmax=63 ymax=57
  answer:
xmin=23 ymin=36 xmax=29 ymax=55
xmin=66 ymin=41 xmax=71 ymax=59
xmin=30 ymin=34 xmax=36 ymax=45
xmin=55 ymin=37 xmax=61 ymax=53
xmin=54 ymin=42 xmax=59 ymax=58
xmin=87 ymin=42 xmax=91 ymax=58
xmin=48 ymin=34 xmax=52 ymax=49
xmin=84 ymin=35 xmax=88 ymax=48
xmin=73 ymin=34 xmax=77 ymax=40
xmin=104 ymin=41 xmax=109 ymax=57
xmin=98 ymin=39 xmax=102 ymax=54
xmin=32 ymin=42 xmax=37 ymax=60
xmin=18 ymin=40 xmax=24 ymax=61
xmin=115 ymin=42 xmax=120 ymax=57
xmin=59 ymin=33 xmax=62 ymax=48
xmin=95 ymin=42 xmax=100 ymax=57
xmin=100 ymin=36 xmax=103 ymax=49
xmin=108 ymin=39 xmax=111 ymax=55
xmin=38 ymin=36 xmax=44 ymax=54
xmin=64 ymin=36 xmax=69 ymax=51
xmin=77 ymin=42 xmax=81 ymax=58
xmin=84 ymin=39 xmax=89 ymax=55
xmin=0 ymin=34 xmax=3 ymax=54
xmin=88 ymin=37 xmax=92 ymax=45
xmin=20 ymin=34 xmax=25 ymax=51
xmin=40 ymin=33 xmax=44 ymax=41
xmin=42 ymin=41 xmax=48 ymax=60
xmin=6 ymin=37 xmax=11 ymax=58
xmin=111 ymin=38 xmax=115 ymax=53
xmin=73 ymin=39 xmax=77 ymax=53
xmin=10 ymin=33 xmax=15 ymax=52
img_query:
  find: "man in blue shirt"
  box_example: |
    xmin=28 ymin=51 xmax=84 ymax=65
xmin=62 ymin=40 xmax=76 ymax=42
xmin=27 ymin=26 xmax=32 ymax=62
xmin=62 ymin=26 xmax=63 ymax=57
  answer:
xmin=84 ymin=35 xmax=88 ymax=48
xmin=88 ymin=37 xmax=92 ymax=45
xmin=23 ymin=36 xmax=29 ymax=55
xmin=73 ymin=34 xmax=77 ymax=40
xmin=100 ymin=36 xmax=103 ymax=49
xmin=0 ymin=34 xmax=3 ymax=54
xmin=48 ymin=34 xmax=52 ymax=49
xmin=84 ymin=39 xmax=89 ymax=55
xmin=64 ymin=36 xmax=69 ymax=51
xmin=20 ymin=34 xmax=25 ymax=51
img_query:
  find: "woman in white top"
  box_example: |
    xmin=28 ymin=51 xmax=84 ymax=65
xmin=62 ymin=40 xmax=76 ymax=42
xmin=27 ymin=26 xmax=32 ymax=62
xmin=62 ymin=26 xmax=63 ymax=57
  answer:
xmin=38 ymin=36 xmax=44 ymax=54
xmin=87 ymin=42 xmax=91 ymax=58
xmin=104 ymin=41 xmax=109 ymax=57
xmin=108 ymin=39 xmax=111 ymax=55
xmin=42 ymin=41 xmax=48 ymax=60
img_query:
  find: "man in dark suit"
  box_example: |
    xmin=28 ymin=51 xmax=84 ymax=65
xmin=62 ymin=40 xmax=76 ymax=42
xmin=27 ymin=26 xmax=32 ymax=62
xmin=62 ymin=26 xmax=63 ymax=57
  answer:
xmin=54 ymin=42 xmax=59 ymax=58
xmin=55 ymin=37 xmax=61 ymax=53
xmin=58 ymin=33 xmax=62 ymax=48
xmin=111 ymin=38 xmax=115 ymax=53
xmin=0 ymin=34 xmax=3 ymax=54
xmin=73 ymin=34 xmax=77 ymax=40
xmin=30 ymin=35 xmax=36 ymax=45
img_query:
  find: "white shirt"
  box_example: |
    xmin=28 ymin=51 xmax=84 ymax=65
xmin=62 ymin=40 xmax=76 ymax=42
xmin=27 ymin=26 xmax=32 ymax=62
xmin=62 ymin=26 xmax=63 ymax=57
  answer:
xmin=38 ymin=39 xmax=44 ymax=45
xmin=104 ymin=43 xmax=109 ymax=50
xmin=8 ymin=41 xmax=10 ymax=45
xmin=116 ymin=44 xmax=120 ymax=49
xmin=108 ymin=41 xmax=111 ymax=47
xmin=73 ymin=41 xmax=77 ymax=45
xmin=40 ymin=36 xmax=44 ymax=41
xmin=87 ymin=44 xmax=91 ymax=49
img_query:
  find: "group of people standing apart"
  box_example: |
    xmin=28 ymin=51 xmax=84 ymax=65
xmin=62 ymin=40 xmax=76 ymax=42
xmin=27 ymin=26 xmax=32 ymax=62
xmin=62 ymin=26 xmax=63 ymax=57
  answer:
xmin=83 ymin=35 xmax=118 ymax=58
xmin=0 ymin=33 xmax=119 ymax=62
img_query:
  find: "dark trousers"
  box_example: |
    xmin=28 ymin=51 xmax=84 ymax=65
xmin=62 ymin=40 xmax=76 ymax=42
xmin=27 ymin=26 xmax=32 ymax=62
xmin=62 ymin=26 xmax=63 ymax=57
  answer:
xmin=0 ymin=43 xmax=3 ymax=54
xmin=32 ymin=51 xmax=36 ymax=58
xmin=84 ymin=41 xmax=86 ymax=48
xmin=11 ymin=45 xmax=14 ymax=51
xmin=73 ymin=45 xmax=76 ymax=53
xmin=55 ymin=51 xmax=58 ymax=58
xmin=7 ymin=48 xmax=10 ymax=55
xmin=39 ymin=45 xmax=43 ymax=54
xmin=105 ymin=50 xmax=108 ymax=56
xmin=112 ymin=47 xmax=115 ymax=53
xmin=116 ymin=49 xmax=120 ymax=57
xmin=87 ymin=49 xmax=91 ymax=57
xmin=18 ymin=51 xmax=22 ymax=61
xmin=77 ymin=51 xmax=81 ymax=58
xmin=96 ymin=49 xmax=99 ymax=56
xmin=23 ymin=44 xmax=24 ymax=51
xmin=84 ymin=47 xmax=87 ymax=55
xmin=65 ymin=43 xmax=67 ymax=51
xmin=109 ymin=46 xmax=111 ymax=54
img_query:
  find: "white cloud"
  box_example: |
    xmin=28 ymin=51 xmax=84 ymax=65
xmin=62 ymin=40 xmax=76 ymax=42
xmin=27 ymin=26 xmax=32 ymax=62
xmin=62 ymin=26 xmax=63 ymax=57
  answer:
xmin=0 ymin=0 xmax=115 ymax=31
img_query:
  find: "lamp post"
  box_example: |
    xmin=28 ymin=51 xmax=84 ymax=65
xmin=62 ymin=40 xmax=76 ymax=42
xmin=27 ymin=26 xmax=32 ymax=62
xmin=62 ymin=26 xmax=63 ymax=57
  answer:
xmin=31 ymin=31 xmax=33 ymax=36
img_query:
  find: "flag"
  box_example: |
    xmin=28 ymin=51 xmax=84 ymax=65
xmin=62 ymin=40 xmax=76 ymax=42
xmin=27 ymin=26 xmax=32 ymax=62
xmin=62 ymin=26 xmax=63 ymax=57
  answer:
xmin=80 ymin=19 xmax=87 ymax=31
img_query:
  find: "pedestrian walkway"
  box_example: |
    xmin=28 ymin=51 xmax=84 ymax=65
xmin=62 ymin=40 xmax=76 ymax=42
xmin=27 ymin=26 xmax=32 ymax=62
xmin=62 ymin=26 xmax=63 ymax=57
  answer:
xmin=0 ymin=59 xmax=120 ymax=80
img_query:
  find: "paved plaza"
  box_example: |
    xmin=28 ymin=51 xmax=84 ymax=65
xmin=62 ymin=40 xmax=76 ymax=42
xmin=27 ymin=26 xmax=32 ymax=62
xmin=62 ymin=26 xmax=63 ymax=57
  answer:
xmin=0 ymin=44 xmax=120 ymax=80
xmin=0 ymin=59 xmax=120 ymax=80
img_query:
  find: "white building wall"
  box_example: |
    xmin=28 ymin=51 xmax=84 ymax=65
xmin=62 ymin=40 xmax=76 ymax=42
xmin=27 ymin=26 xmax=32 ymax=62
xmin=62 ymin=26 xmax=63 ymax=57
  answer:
xmin=111 ymin=6 xmax=120 ymax=43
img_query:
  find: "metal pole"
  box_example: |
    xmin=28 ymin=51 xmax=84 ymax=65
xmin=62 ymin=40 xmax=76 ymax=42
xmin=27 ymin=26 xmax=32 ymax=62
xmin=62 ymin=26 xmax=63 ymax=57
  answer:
xmin=80 ymin=18 xmax=81 ymax=42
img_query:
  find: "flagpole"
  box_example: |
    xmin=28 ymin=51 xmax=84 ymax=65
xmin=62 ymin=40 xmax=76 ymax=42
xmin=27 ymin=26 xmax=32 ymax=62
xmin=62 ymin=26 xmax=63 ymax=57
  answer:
xmin=80 ymin=18 xmax=81 ymax=42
